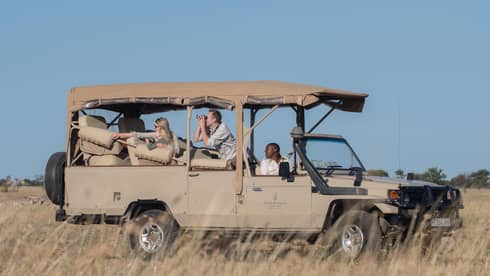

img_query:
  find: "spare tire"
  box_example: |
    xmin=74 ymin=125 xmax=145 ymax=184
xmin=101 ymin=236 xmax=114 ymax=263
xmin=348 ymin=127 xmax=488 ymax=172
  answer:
xmin=44 ymin=152 xmax=66 ymax=206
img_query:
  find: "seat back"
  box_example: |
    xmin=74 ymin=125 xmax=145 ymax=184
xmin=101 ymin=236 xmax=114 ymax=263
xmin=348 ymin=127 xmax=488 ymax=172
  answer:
xmin=77 ymin=115 xmax=121 ymax=158
xmin=118 ymin=117 xmax=145 ymax=133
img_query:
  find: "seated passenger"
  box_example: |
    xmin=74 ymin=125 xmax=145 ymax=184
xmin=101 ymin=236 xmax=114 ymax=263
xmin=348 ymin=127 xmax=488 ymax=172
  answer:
xmin=113 ymin=117 xmax=180 ymax=155
xmin=193 ymin=109 xmax=236 ymax=161
xmin=259 ymin=143 xmax=290 ymax=175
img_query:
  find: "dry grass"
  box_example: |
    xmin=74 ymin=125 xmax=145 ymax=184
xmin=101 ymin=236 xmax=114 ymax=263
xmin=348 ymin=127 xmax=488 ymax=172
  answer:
xmin=0 ymin=187 xmax=488 ymax=276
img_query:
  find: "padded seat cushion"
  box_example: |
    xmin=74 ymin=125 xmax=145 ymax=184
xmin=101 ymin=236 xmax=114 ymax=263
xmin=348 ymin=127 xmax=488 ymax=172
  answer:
xmin=87 ymin=155 xmax=130 ymax=166
xmin=134 ymin=144 xmax=173 ymax=164
xmin=78 ymin=127 xmax=115 ymax=149
xmin=190 ymin=158 xmax=230 ymax=170
xmin=80 ymin=140 xmax=123 ymax=156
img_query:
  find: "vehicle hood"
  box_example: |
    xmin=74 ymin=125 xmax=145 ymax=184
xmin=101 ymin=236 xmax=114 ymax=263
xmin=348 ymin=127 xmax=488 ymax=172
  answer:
xmin=363 ymin=176 xmax=444 ymax=188
xmin=325 ymin=174 xmax=448 ymax=199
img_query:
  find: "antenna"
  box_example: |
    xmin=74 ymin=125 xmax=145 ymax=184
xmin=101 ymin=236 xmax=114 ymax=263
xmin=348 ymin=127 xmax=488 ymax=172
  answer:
xmin=397 ymin=96 xmax=401 ymax=172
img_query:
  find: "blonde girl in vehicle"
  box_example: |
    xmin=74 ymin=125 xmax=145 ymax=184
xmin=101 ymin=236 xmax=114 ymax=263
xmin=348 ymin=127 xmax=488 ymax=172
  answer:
xmin=113 ymin=117 xmax=179 ymax=164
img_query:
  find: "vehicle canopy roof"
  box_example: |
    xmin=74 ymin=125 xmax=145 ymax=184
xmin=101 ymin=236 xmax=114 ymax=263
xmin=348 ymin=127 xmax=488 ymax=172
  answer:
xmin=68 ymin=80 xmax=368 ymax=114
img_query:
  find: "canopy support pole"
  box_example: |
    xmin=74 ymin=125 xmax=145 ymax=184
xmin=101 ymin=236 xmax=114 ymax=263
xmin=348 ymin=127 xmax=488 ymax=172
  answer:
xmin=244 ymin=105 xmax=280 ymax=137
xmin=307 ymin=105 xmax=336 ymax=133
xmin=292 ymin=106 xmax=305 ymax=174
xmin=236 ymin=104 xmax=244 ymax=194
xmin=186 ymin=106 xmax=193 ymax=172
xmin=250 ymin=108 xmax=258 ymax=157
xmin=296 ymin=106 xmax=304 ymax=130
xmin=107 ymin=112 xmax=123 ymax=129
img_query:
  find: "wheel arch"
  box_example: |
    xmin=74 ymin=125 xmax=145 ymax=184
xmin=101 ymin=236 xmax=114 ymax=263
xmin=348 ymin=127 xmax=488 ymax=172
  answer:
xmin=323 ymin=199 xmax=386 ymax=230
xmin=123 ymin=199 xmax=176 ymax=222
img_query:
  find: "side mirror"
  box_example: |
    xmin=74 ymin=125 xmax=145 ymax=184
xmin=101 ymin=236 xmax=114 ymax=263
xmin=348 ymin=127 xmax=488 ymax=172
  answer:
xmin=353 ymin=168 xmax=363 ymax=187
xmin=279 ymin=162 xmax=294 ymax=182
xmin=407 ymin=172 xmax=415 ymax=181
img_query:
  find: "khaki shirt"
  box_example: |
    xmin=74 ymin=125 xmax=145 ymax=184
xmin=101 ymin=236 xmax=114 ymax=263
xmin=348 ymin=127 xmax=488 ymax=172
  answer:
xmin=204 ymin=123 xmax=236 ymax=160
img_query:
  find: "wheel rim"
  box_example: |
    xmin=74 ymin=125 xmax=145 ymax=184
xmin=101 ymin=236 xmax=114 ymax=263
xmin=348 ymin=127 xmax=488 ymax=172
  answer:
xmin=341 ymin=224 xmax=364 ymax=257
xmin=139 ymin=223 xmax=165 ymax=254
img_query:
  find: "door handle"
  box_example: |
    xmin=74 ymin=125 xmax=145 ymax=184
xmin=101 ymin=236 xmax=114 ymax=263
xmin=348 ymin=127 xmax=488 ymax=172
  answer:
xmin=188 ymin=173 xmax=200 ymax=177
xmin=252 ymin=187 xmax=263 ymax=192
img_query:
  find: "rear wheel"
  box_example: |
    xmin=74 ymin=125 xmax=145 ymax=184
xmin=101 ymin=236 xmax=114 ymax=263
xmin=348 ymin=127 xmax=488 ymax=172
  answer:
xmin=127 ymin=210 xmax=178 ymax=258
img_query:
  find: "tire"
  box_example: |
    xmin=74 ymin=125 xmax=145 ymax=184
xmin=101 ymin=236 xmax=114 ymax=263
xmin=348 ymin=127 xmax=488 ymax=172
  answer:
xmin=127 ymin=209 xmax=179 ymax=259
xmin=324 ymin=210 xmax=382 ymax=258
xmin=44 ymin=152 xmax=66 ymax=206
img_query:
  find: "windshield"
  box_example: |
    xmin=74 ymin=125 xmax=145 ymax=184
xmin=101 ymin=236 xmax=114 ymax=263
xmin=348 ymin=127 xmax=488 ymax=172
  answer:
xmin=304 ymin=137 xmax=364 ymax=171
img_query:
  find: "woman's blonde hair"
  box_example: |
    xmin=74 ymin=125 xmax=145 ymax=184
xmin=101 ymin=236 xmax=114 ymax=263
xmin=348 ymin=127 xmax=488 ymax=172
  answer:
xmin=154 ymin=117 xmax=173 ymax=143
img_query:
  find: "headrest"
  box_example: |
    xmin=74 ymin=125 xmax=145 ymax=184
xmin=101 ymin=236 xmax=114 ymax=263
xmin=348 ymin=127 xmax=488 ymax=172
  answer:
xmin=118 ymin=118 xmax=145 ymax=133
xmin=79 ymin=115 xmax=107 ymax=129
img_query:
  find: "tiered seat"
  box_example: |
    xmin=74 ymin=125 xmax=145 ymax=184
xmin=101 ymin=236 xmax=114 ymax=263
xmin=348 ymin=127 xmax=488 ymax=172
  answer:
xmin=78 ymin=116 xmax=130 ymax=166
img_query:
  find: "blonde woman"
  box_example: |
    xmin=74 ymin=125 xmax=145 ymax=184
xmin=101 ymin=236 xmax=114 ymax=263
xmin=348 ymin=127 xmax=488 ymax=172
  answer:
xmin=113 ymin=117 xmax=180 ymax=163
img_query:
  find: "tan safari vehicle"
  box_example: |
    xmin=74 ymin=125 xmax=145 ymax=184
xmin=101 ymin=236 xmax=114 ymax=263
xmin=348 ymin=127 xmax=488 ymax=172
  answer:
xmin=44 ymin=81 xmax=463 ymax=258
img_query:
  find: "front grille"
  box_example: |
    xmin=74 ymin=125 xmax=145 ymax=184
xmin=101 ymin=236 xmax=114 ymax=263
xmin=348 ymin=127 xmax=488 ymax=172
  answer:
xmin=398 ymin=186 xmax=461 ymax=210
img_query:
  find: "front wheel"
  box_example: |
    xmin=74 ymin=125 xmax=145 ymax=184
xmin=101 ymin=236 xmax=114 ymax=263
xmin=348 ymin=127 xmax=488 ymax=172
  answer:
xmin=324 ymin=210 xmax=382 ymax=258
xmin=126 ymin=210 xmax=179 ymax=258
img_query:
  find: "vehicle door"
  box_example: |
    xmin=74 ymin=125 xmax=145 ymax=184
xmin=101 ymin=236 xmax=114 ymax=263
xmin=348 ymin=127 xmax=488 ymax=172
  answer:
xmin=241 ymin=175 xmax=312 ymax=229
xmin=186 ymin=165 xmax=237 ymax=228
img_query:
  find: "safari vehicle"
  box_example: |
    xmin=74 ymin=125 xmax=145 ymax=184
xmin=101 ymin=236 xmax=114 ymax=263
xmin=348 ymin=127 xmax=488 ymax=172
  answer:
xmin=44 ymin=81 xmax=463 ymax=258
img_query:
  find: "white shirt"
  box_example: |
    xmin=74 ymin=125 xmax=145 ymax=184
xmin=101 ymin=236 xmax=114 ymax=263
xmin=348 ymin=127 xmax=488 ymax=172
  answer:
xmin=259 ymin=157 xmax=290 ymax=175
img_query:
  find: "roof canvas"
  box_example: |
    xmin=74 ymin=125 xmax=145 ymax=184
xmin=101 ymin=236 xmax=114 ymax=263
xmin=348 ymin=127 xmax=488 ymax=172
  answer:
xmin=68 ymin=80 xmax=368 ymax=112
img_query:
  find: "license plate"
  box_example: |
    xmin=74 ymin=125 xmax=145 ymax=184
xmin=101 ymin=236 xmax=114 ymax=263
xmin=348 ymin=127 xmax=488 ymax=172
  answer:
xmin=430 ymin=218 xmax=451 ymax=227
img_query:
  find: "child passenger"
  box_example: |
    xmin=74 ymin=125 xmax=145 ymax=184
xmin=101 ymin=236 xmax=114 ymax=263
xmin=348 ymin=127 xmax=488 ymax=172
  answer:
xmin=112 ymin=117 xmax=180 ymax=164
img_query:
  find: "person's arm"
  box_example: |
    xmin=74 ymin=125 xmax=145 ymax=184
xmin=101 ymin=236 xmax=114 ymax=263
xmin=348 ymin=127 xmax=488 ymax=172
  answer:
xmin=112 ymin=132 xmax=134 ymax=139
xmin=193 ymin=124 xmax=202 ymax=143
xmin=197 ymin=116 xmax=210 ymax=145
xmin=200 ymin=125 xmax=209 ymax=146
xmin=133 ymin=132 xmax=155 ymax=139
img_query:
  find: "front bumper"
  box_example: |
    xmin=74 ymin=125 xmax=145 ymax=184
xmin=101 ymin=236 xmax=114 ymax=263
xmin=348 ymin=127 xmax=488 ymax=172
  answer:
xmin=384 ymin=185 xmax=463 ymax=234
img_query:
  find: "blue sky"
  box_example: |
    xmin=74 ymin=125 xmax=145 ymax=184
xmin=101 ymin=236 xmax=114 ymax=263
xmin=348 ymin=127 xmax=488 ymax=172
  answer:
xmin=0 ymin=1 xmax=488 ymax=179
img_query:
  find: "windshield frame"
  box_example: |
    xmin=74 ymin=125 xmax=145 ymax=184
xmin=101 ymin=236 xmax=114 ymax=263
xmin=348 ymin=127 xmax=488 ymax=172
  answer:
xmin=302 ymin=135 xmax=366 ymax=172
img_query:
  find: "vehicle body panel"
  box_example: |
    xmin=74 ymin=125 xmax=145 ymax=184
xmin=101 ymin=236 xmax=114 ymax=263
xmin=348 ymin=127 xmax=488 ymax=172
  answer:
xmin=64 ymin=166 xmax=187 ymax=219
